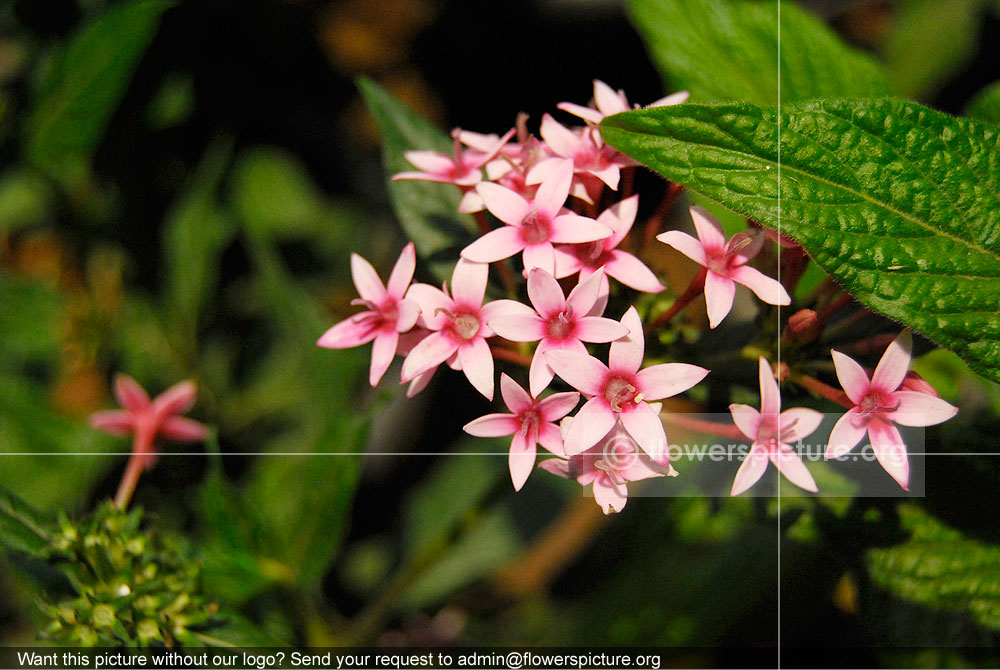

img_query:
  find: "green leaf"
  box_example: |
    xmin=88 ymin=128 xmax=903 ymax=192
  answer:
xmin=0 ymin=487 xmax=54 ymax=558
xmin=966 ymin=80 xmax=1000 ymax=125
xmin=187 ymin=611 xmax=287 ymax=647
xmin=231 ymin=147 xmax=329 ymax=238
xmin=25 ymin=0 xmax=172 ymax=185
xmin=0 ymin=272 xmax=64 ymax=361
xmin=0 ymin=169 xmax=53 ymax=234
xmin=882 ymin=0 xmax=985 ymax=100
xmin=627 ymin=0 xmax=890 ymax=106
xmin=358 ymin=76 xmax=478 ymax=279
xmin=601 ymin=98 xmax=1000 ymax=383
xmin=868 ymin=505 xmax=1000 ymax=630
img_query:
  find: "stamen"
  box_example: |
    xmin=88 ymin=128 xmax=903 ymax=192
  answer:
xmin=594 ymin=459 xmax=625 ymax=486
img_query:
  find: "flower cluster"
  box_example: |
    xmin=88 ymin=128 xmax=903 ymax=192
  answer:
xmin=317 ymin=79 xmax=959 ymax=512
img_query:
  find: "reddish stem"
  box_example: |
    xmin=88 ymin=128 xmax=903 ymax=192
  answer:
xmin=661 ymin=413 xmax=746 ymax=441
xmin=790 ymin=372 xmax=853 ymax=409
xmin=645 ymin=267 xmax=707 ymax=333
xmin=816 ymin=292 xmax=853 ymax=324
xmin=115 ymin=428 xmax=153 ymax=509
xmin=490 ymin=345 xmax=533 ymax=368
xmin=473 ymin=209 xmax=491 ymax=236
xmin=641 ymin=182 xmax=684 ymax=251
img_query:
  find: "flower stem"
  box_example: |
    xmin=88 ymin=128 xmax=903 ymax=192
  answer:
xmin=788 ymin=372 xmax=853 ymax=409
xmin=660 ymin=413 xmax=745 ymax=440
xmin=114 ymin=429 xmax=153 ymax=509
xmin=641 ymin=181 xmax=684 ymax=251
xmin=645 ymin=267 xmax=706 ymax=333
xmin=490 ymin=344 xmax=533 ymax=368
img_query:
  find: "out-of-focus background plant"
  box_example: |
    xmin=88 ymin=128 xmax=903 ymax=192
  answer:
xmin=1 ymin=0 xmax=1000 ymax=666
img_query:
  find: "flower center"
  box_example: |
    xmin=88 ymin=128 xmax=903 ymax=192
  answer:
xmin=755 ymin=415 xmax=799 ymax=450
xmin=351 ymin=298 xmax=395 ymax=330
xmin=520 ymin=210 xmax=551 ymax=245
xmin=859 ymin=390 xmax=900 ymax=416
xmin=603 ymin=375 xmax=639 ymax=412
xmin=437 ymin=308 xmax=481 ymax=340
xmin=546 ymin=308 xmax=574 ymax=340
xmin=706 ymin=233 xmax=757 ymax=275
xmin=580 ymin=240 xmax=605 ymax=266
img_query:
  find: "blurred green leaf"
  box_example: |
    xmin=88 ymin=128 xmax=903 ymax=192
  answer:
xmin=358 ymin=77 xmax=478 ymax=279
xmin=0 ymin=272 xmax=63 ymax=361
xmin=0 ymin=487 xmax=54 ymax=558
xmin=231 ymin=148 xmax=328 ymax=238
xmin=966 ymin=80 xmax=1000 ymax=125
xmin=868 ymin=505 xmax=1000 ymax=630
xmin=627 ymin=0 xmax=890 ymax=106
xmin=145 ymin=73 xmax=194 ymax=130
xmin=882 ymin=0 xmax=984 ymax=100
xmin=0 ymin=169 xmax=53 ymax=233
xmin=25 ymin=0 xmax=172 ymax=185
xmin=187 ymin=611 xmax=287 ymax=647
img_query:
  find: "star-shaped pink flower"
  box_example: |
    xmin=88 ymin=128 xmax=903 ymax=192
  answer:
xmin=488 ymin=267 xmax=628 ymax=397
xmin=657 ymin=206 xmax=790 ymax=328
xmin=544 ymin=306 xmax=708 ymax=458
xmin=537 ymin=114 xmax=629 ymax=193
xmin=401 ymin=259 xmax=530 ymax=400
xmin=556 ymin=79 xmax=690 ymax=125
xmin=825 ymin=331 xmax=957 ymax=490
xmin=463 ymin=374 xmax=579 ymax=491
xmin=318 ymin=243 xmax=421 ymax=386
xmin=729 ymin=358 xmax=823 ymax=496
xmin=461 ymin=160 xmax=611 ymax=275
xmin=393 ymin=128 xmax=515 ymax=190
xmin=553 ymin=195 xmax=665 ymax=294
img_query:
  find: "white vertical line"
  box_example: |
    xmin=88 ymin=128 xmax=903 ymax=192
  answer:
xmin=776 ymin=0 xmax=783 ymax=666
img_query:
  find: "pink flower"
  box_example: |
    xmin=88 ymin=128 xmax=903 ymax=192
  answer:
xmin=537 ymin=115 xmax=629 ymax=193
xmin=557 ymin=79 xmax=690 ymax=125
xmin=91 ymin=375 xmax=210 ymax=470
xmin=463 ymin=374 xmax=579 ymax=490
xmin=553 ymin=195 xmax=665 ymax=294
xmin=729 ymin=358 xmax=823 ymax=496
xmin=540 ymin=410 xmax=675 ymax=514
xmin=317 ymin=243 xmax=421 ymax=386
xmin=544 ymin=306 xmax=708 ymax=458
xmin=461 ymin=160 xmax=611 ymax=275
xmin=488 ymin=267 xmax=629 ymax=397
xmin=657 ymin=206 xmax=790 ymax=328
xmin=393 ymin=128 xmax=515 ymax=187
xmin=825 ymin=331 xmax=958 ymax=490
xmin=401 ymin=259 xmax=530 ymax=400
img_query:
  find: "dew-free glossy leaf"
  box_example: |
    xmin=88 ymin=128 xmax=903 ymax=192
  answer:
xmin=601 ymin=99 xmax=1000 ymax=383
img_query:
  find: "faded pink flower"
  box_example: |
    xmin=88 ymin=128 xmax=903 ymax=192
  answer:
xmin=557 ymin=79 xmax=689 ymax=125
xmin=553 ymin=195 xmax=665 ymax=294
xmin=462 ymin=160 xmax=611 ymax=275
xmin=393 ymin=128 xmax=514 ymax=189
xmin=318 ymin=243 xmax=420 ymax=386
xmin=729 ymin=358 xmax=823 ymax=496
xmin=401 ymin=259 xmax=530 ymax=400
xmin=540 ymin=409 xmax=675 ymax=514
xmin=91 ymin=375 xmax=209 ymax=470
xmin=544 ymin=306 xmax=708 ymax=458
xmin=825 ymin=331 xmax=957 ymax=490
xmin=463 ymin=374 xmax=579 ymax=490
xmin=489 ymin=267 xmax=628 ymax=397
xmin=657 ymin=206 xmax=790 ymax=328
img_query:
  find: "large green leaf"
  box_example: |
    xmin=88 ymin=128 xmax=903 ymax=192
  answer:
xmin=358 ymin=77 xmax=477 ymax=279
xmin=26 ymin=0 xmax=172 ymax=185
xmin=601 ymin=99 xmax=1000 ymax=383
xmin=627 ymin=0 xmax=890 ymax=106
xmin=0 ymin=487 xmax=54 ymax=558
xmin=868 ymin=506 xmax=1000 ymax=630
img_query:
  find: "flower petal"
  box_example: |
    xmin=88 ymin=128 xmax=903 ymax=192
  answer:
xmin=461 ymin=226 xmax=525 ymax=264
xmin=704 ymin=271 xmax=736 ymax=329
xmin=538 ymin=457 xmax=572 ymax=478
xmin=90 ymin=410 xmax=135 ymax=436
xmin=526 ymin=267 xmax=567 ymax=317
xmin=598 ymin=194 xmax=638 ymax=249
xmin=825 ymin=407 xmax=867 ymax=458
xmin=593 ymin=475 xmax=628 ymax=514
xmin=563 ymin=397 xmax=617 ymax=455
xmin=543 ymin=349 xmax=608 ymax=397
xmin=890 ymin=391 xmax=958 ymax=427
xmin=609 ymin=306 xmax=644 ymax=375
xmin=780 ymin=407 xmax=824 ymax=442
xmin=729 ymin=265 xmax=791 ymax=306
xmin=458 ymin=336 xmax=495 ymax=400
xmin=565 ymin=267 xmax=605 ymax=316
xmin=369 ymin=331 xmax=399 ymax=386
xmin=489 ymin=314 xmax=545 ymax=343
xmin=317 ymin=315 xmax=378 ymax=349
xmin=557 ymin=101 xmax=603 ymax=124
xmin=575 ymin=316 xmax=630 ymax=343
xmin=770 ymin=446 xmax=818 ymax=493
xmin=548 ymin=214 xmax=612 ymax=244
xmin=536 ymin=421 xmax=566 ymax=455
xmin=604 ymin=250 xmax=664 ymax=293
xmin=730 ymin=444 xmax=770 ymax=496
xmin=537 ymin=391 xmax=581 ymax=424
xmin=159 ymin=416 xmax=210 ymax=442
xmin=689 ymin=206 xmax=726 ymax=253
xmin=533 ymin=157 xmax=574 ymax=218
xmin=395 ymin=298 xmax=420 ymax=333
xmin=463 ymin=413 xmax=519 ymax=437
xmin=529 ymin=339 xmax=557 ymax=397
xmin=869 ymin=418 xmax=910 ymax=490
xmin=152 ymin=380 xmax=198 ymax=418
xmin=758 ymin=357 xmax=781 ymax=415
xmin=656 ymin=230 xmax=707 ymax=266
xmin=522 ymin=242 xmax=556 ymax=276
xmin=481 ymin=298 xmax=536 ymax=325
xmin=636 ymin=363 xmax=709 ymax=401
xmin=619 ymin=402 xmax=668 ymax=459
xmin=831 ymin=350 xmax=871 ymax=405
xmin=114 ymin=374 xmax=150 ymax=412
xmin=729 ymin=403 xmax=761 ymax=441
xmin=499 ymin=373 xmax=533 ymax=414
xmin=476 ymin=182 xmax=529 ymax=226
xmin=401 ymin=332 xmax=456 ymax=382
xmin=402 ymin=150 xmax=454 ymax=174
xmin=451 ymin=258 xmax=488 ymax=308
xmin=871 ymin=330 xmax=912 ymax=393
xmin=386 ymin=242 xmax=417 ymax=299
xmin=350 ymin=253 xmax=388 ymax=303
xmin=508 ymin=429 xmax=537 ymax=491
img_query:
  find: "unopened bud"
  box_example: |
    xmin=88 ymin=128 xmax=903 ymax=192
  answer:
xmin=783 ymin=309 xmax=822 ymax=343
xmin=900 ymin=370 xmax=939 ymax=397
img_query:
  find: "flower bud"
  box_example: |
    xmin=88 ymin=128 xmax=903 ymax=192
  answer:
xmin=900 ymin=370 xmax=940 ymax=397
xmin=782 ymin=309 xmax=822 ymax=344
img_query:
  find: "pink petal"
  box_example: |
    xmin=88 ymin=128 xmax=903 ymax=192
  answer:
xmin=609 ymin=306 xmax=644 ymax=375
xmin=451 ymin=258 xmax=488 ymax=309
xmin=508 ymin=429 xmax=537 ymax=491
xmin=539 ymin=116 xmax=582 ymax=163
xmin=831 ymin=350 xmax=871 ymax=405
xmin=871 ymin=330 xmax=912 ymax=393
xmin=548 ymin=214 xmax=612 ymax=244
xmin=476 ymin=182 xmax=530 ymax=226
xmin=499 ymin=373 xmax=533 ymax=414
xmin=730 ymin=444 xmax=770 ymax=496
xmin=532 ymin=158 xmax=574 ymax=218
xmin=868 ymin=418 xmax=910 ymax=490
xmin=598 ymin=195 xmax=638 ymax=249
xmin=538 ymin=457 xmax=572 ymax=478
xmin=527 ymin=267 xmax=568 ymax=318
xmin=657 ymin=230 xmax=708 ymax=266
xmin=565 ymin=267 xmax=605 ymax=316
xmin=463 ymin=413 xmax=519 ymax=437
xmin=563 ymin=397 xmax=617 ymax=455
xmin=730 ymin=265 xmax=791 ymax=306
xmin=393 ymin=170 xmax=464 ymax=184
xmin=90 ymin=410 xmax=135 ymax=436
xmin=648 ymin=90 xmax=690 ymax=107
xmin=590 ymin=165 xmax=621 ymax=190
xmin=537 ymin=391 xmax=581 ymax=424
xmin=407 ymin=368 xmax=435 ymax=398
xmin=729 ymin=403 xmax=761 ymax=441
xmin=593 ymin=475 xmax=628 ymax=514
xmin=457 ymin=189 xmax=485 ymax=213
xmin=386 ymin=242 xmax=416 ymax=299
xmin=825 ymin=407 xmax=867 ymax=458
xmin=480 ymin=298 xmax=536 ymax=325
xmin=489 ymin=314 xmax=545 ymax=342
xmin=604 ymin=250 xmax=664 ymax=293
xmin=544 ymin=350 xmax=608 ymax=397
xmin=522 ymin=243 xmax=557 ymax=276
xmin=780 ymin=407 xmax=824 ymax=442
xmin=350 ymin=253 xmax=388 ymax=303
xmin=317 ymin=315 xmax=378 ymax=349
xmin=575 ymin=316 xmax=630 ymax=343
xmin=758 ymin=357 xmax=781 ymax=415
xmin=635 ymin=363 xmax=709 ymax=401
xmin=553 ymin=245 xmax=584 ymax=278
xmin=401 ymin=332 xmax=457 ymax=382
xmin=529 ymin=340 xmax=557 ymax=397
xmin=114 ymin=374 xmax=150 ymax=412
xmin=461 ymin=226 xmax=525 ymax=264
xmin=159 ymin=416 xmax=210 ymax=442
xmin=704 ymin=271 xmax=736 ymax=329
xmin=619 ymin=402 xmax=668 ymax=459
xmin=395 ymin=298 xmax=420 ymax=332
xmin=152 ymin=380 xmax=198 ymax=418
xmin=536 ymin=421 xmax=566 ymax=455
xmin=402 ymin=150 xmax=454 ymax=174
xmin=593 ymin=80 xmax=629 ymax=116
xmin=770 ymin=446 xmax=818 ymax=493
xmin=689 ymin=206 xmax=726 ymax=253
xmin=457 ymin=336 xmax=495 ymax=400
xmin=890 ymin=391 xmax=958 ymax=427
xmin=369 ymin=331 xmax=398 ymax=386
xmin=557 ymin=101 xmax=603 ymax=124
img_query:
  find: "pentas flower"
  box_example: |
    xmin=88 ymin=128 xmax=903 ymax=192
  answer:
xmin=553 ymin=195 xmax=665 ymax=294
xmin=729 ymin=358 xmax=823 ymax=496
xmin=540 ymin=407 xmax=675 ymax=514
xmin=545 ymin=306 xmax=709 ymax=458
xmin=489 ymin=267 xmax=628 ymax=397
xmin=318 ymin=243 xmax=420 ymax=386
xmin=537 ymin=115 xmax=630 ymax=195
xmin=461 ymin=160 xmax=611 ymax=275
xmin=557 ymin=79 xmax=690 ymax=126
xmin=401 ymin=259 xmax=530 ymax=400
xmin=657 ymin=206 xmax=790 ymax=328
xmin=825 ymin=331 xmax=958 ymax=490
xmin=463 ymin=374 xmax=579 ymax=491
